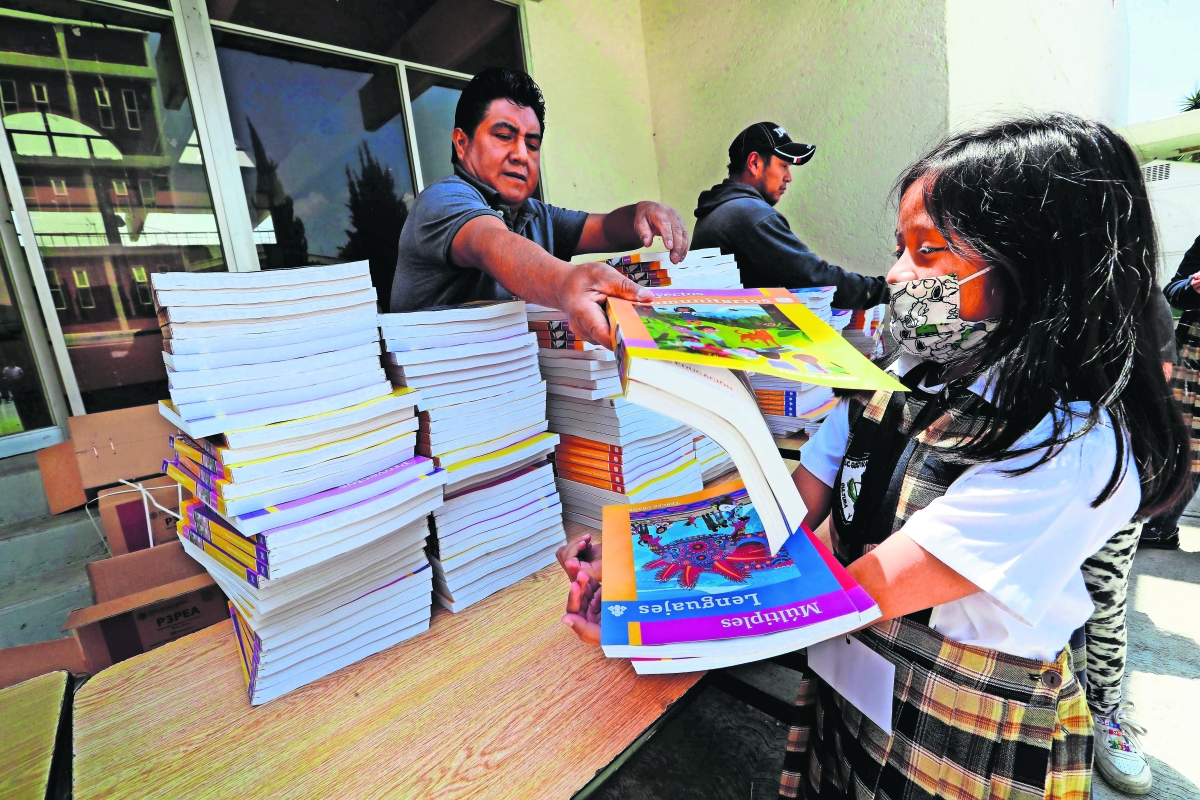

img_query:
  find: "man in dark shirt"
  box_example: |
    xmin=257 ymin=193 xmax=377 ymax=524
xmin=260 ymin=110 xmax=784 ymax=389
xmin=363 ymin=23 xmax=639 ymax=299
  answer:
xmin=691 ymin=122 xmax=886 ymax=309
xmin=390 ymin=68 xmax=689 ymax=345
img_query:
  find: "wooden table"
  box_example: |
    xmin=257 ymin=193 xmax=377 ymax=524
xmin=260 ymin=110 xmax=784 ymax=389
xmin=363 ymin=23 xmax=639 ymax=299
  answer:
xmin=0 ymin=670 xmax=67 ymax=800
xmin=73 ymin=522 xmax=703 ymax=799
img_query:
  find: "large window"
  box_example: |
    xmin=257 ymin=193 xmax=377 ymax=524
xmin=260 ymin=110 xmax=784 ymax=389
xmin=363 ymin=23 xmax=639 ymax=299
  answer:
xmin=213 ymin=35 xmax=417 ymax=303
xmin=0 ymin=0 xmax=526 ymax=427
xmin=0 ymin=4 xmax=229 ymax=413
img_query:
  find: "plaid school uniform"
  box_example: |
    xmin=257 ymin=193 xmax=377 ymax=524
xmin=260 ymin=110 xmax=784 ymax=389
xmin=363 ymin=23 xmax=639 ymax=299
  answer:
xmin=1172 ymin=310 xmax=1200 ymax=473
xmin=780 ymin=367 xmax=1093 ymax=799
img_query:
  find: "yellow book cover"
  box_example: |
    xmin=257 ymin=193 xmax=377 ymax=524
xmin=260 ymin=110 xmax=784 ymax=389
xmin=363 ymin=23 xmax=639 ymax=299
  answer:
xmin=607 ymin=288 xmax=904 ymax=392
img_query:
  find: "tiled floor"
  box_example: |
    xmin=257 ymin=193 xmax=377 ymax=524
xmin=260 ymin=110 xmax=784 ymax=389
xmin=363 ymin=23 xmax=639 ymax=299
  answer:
xmin=1093 ymin=525 xmax=1200 ymax=800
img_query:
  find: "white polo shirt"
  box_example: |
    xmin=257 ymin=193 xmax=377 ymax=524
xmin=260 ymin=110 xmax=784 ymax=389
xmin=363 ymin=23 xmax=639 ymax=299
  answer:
xmin=800 ymin=355 xmax=1139 ymax=661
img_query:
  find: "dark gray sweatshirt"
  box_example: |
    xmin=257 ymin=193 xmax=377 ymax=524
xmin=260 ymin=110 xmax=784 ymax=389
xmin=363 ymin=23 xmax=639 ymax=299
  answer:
xmin=692 ymin=180 xmax=886 ymax=309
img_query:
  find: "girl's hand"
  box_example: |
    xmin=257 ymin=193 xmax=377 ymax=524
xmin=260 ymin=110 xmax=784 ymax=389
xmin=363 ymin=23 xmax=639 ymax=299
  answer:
xmin=557 ymin=533 xmax=602 ymax=582
xmin=562 ymin=571 xmax=602 ymax=646
xmin=1189 ymin=271 xmax=1200 ymax=291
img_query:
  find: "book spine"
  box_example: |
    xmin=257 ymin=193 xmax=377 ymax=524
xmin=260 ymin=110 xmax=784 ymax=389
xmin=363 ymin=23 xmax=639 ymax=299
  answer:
xmin=527 ymin=320 xmax=572 ymax=332
xmin=228 ymin=602 xmax=253 ymax=696
xmin=552 ymin=450 xmax=625 ymax=472
xmin=617 ymin=589 xmax=859 ymax=647
xmin=185 ymin=523 xmax=270 ymax=577
xmin=553 ymin=457 xmax=629 ymax=484
xmin=555 ymin=445 xmax=623 ymax=465
xmin=558 ymin=434 xmax=623 ymax=454
xmin=171 ymin=434 xmax=228 ymax=476
xmin=179 ymin=526 xmax=263 ymax=586
xmin=187 ymin=504 xmax=269 ymax=562
xmin=553 ymin=467 xmax=627 ymax=494
xmin=164 ymin=459 xmax=230 ymax=517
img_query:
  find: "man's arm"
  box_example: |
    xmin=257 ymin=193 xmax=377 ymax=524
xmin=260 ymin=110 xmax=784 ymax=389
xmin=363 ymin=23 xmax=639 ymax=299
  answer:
xmin=575 ymin=202 xmax=690 ymax=263
xmin=743 ymin=215 xmax=886 ymax=308
xmin=1164 ymin=234 xmax=1200 ymax=309
xmin=450 ymin=215 xmax=650 ymax=345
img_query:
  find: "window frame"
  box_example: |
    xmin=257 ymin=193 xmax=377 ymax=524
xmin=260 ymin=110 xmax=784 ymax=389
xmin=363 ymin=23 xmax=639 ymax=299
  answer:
xmin=0 ymin=0 xmax=529 ymax=426
xmin=94 ymin=86 xmax=115 ymax=128
xmin=121 ymin=87 xmax=141 ymax=130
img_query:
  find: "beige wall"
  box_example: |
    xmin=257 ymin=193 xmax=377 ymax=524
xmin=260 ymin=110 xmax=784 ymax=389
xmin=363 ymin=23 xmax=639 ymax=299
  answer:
xmin=521 ymin=0 xmax=663 ymax=213
xmin=946 ymin=0 xmax=1130 ymax=129
xmin=638 ymin=0 xmax=949 ymax=277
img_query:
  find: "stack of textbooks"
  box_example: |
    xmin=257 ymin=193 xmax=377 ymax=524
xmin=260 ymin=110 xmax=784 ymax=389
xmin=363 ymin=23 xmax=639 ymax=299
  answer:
xmin=750 ymin=286 xmax=838 ymax=437
xmin=524 ymin=304 xmax=703 ymax=528
xmin=837 ymin=305 xmax=887 ymax=358
xmin=750 ymin=377 xmax=838 ymax=437
xmin=551 ymin=424 xmax=703 ymax=528
xmin=693 ymin=434 xmax=734 ymax=481
xmin=606 ymin=248 xmax=742 ymax=289
xmin=600 ymin=480 xmax=881 ymax=673
xmin=789 ymin=285 xmax=836 ymax=324
xmin=608 ymin=287 xmax=904 ymax=553
xmin=378 ymin=300 xmax=565 ymax=612
xmin=151 ymin=263 xmax=446 ymax=705
xmin=528 ymin=308 xmax=623 ymax=400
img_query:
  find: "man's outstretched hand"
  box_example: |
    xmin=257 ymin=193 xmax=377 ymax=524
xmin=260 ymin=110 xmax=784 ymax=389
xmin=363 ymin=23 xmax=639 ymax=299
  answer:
xmin=632 ymin=201 xmax=689 ymax=264
xmin=557 ymin=533 xmax=602 ymax=582
xmin=555 ymin=262 xmax=651 ymax=347
xmin=562 ymin=571 xmax=602 ymax=645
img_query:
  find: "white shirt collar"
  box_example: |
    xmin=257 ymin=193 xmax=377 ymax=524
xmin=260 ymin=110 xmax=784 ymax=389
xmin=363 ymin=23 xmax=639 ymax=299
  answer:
xmin=890 ymin=353 xmax=998 ymax=402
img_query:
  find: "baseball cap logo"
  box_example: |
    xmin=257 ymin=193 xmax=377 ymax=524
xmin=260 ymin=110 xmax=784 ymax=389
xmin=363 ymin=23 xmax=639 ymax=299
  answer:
xmin=774 ymin=126 xmax=788 ymax=137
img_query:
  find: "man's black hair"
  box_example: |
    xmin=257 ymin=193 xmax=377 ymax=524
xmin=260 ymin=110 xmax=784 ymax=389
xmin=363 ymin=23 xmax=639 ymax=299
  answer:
xmin=454 ymin=67 xmax=546 ymax=138
xmin=727 ymin=150 xmax=774 ymax=178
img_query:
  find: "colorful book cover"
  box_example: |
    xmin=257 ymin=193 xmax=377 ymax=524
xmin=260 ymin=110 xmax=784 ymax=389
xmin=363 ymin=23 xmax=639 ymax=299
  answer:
xmin=183 ymin=497 xmax=259 ymax=544
xmin=183 ymin=498 xmax=269 ymax=562
xmin=607 ymin=288 xmax=905 ymax=391
xmin=166 ymin=454 xmax=438 ymax=534
xmin=178 ymin=527 xmax=264 ymax=587
xmin=600 ymin=479 xmax=879 ymax=648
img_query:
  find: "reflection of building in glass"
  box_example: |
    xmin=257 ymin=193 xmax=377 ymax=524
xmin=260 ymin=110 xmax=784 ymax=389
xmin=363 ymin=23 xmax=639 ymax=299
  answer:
xmin=0 ymin=16 xmax=227 ymax=407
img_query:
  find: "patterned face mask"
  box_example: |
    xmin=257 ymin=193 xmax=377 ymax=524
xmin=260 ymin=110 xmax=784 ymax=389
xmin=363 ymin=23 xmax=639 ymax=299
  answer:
xmin=888 ymin=267 xmax=997 ymax=365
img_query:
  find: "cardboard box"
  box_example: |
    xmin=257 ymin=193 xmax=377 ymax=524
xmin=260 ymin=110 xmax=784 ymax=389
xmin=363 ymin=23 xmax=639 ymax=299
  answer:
xmin=0 ymin=636 xmax=88 ymax=691
xmin=64 ymin=541 xmax=228 ymax=674
xmin=37 ymin=405 xmax=181 ymax=514
xmin=98 ymin=476 xmax=190 ymax=555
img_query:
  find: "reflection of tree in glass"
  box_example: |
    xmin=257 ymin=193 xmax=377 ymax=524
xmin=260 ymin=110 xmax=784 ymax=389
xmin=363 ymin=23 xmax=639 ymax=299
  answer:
xmin=338 ymin=142 xmax=407 ymax=309
xmin=247 ymin=119 xmax=308 ymax=269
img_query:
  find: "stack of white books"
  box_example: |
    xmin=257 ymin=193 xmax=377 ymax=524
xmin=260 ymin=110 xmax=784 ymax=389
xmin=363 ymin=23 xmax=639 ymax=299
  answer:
xmin=840 ymin=305 xmax=887 ymax=358
xmin=427 ymin=461 xmax=564 ymax=612
xmin=693 ymin=433 xmax=734 ymax=481
xmin=748 ymin=374 xmax=839 ymax=437
xmin=528 ymin=307 xmax=623 ymax=401
xmin=152 ymin=263 xmax=446 ymax=705
xmin=789 ymin=285 xmax=836 ymax=324
xmin=606 ymin=248 xmax=743 ymax=289
xmin=378 ymin=300 xmax=565 ymax=612
xmin=548 ymin=402 xmax=702 ymax=528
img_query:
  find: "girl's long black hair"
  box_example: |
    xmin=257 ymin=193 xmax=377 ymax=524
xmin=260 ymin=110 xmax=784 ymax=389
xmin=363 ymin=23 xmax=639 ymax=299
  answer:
xmin=897 ymin=113 xmax=1190 ymax=517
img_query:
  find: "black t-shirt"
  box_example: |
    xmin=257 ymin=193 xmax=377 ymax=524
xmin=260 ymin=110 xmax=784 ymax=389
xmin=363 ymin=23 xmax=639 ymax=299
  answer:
xmin=388 ymin=166 xmax=589 ymax=312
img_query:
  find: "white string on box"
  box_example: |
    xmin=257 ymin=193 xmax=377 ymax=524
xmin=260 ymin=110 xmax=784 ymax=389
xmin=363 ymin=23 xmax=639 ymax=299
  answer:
xmin=117 ymin=479 xmax=184 ymax=549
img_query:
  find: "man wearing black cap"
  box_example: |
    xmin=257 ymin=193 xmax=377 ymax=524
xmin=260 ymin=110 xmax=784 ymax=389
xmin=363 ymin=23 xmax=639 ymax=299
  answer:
xmin=692 ymin=122 xmax=885 ymax=309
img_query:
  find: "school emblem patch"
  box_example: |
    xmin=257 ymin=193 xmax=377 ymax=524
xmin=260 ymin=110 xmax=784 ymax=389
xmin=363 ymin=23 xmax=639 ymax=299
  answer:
xmin=838 ymin=456 xmax=868 ymax=523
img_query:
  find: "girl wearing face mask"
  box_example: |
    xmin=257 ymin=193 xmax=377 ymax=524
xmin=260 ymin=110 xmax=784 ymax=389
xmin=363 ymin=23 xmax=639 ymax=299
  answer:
xmin=778 ymin=115 xmax=1189 ymax=799
xmin=559 ymin=115 xmax=1190 ymax=800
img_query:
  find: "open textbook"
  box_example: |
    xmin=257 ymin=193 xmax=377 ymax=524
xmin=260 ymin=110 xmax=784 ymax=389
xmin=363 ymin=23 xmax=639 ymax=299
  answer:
xmin=601 ymin=480 xmax=880 ymax=673
xmin=607 ymin=288 xmax=904 ymax=553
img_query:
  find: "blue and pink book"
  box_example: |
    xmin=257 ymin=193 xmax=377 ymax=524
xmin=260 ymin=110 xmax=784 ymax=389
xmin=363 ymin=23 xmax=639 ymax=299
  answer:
xmin=601 ymin=479 xmax=879 ymax=672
